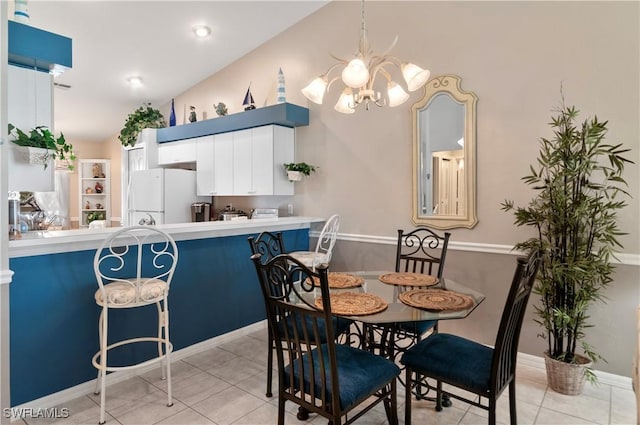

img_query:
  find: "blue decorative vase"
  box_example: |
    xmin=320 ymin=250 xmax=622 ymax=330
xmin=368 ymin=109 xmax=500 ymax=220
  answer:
xmin=169 ymin=98 xmax=176 ymax=126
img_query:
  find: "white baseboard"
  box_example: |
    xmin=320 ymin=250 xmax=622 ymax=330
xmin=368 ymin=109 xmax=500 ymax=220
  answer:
xmin=11 ymin=320 xmax=632 ymax=419
xmin=517 ymin=351 xmax=633 ymax=390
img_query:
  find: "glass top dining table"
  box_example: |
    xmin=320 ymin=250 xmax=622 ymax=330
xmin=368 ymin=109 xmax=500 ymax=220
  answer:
xmin=317 ymin=271 xmax=486 ymax=325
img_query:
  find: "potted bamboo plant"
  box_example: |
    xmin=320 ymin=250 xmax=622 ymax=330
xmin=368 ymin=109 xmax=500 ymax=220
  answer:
xmin=502 ymin=99 xmax=633 ymax=394
xmin=284 ymin=162 xmax=317 ymax=181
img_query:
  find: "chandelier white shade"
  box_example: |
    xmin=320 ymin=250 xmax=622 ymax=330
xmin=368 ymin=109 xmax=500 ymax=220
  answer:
xmin=301 ymin=0 xmax=430 ymax=113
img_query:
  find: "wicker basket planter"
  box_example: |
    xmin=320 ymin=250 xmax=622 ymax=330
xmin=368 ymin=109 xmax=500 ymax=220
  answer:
xmin=544 ymin=352 xmax=592 ymax=395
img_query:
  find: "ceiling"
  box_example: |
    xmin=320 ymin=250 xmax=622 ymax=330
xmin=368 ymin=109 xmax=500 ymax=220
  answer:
xmin=20 ymin=1 xmax=328 ymax=144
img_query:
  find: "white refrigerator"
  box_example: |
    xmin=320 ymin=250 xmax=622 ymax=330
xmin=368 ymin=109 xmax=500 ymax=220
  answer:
xmin=128 ymin=168 xmax=199 ymax=225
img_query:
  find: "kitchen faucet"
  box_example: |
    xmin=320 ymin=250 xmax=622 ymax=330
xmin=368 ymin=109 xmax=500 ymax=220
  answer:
xmin=139 ymin=213 xmax=156 ymax=225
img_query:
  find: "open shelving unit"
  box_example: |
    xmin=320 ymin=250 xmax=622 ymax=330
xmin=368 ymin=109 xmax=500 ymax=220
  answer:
xmin=78 ymin=159 xmax=110 ymax=227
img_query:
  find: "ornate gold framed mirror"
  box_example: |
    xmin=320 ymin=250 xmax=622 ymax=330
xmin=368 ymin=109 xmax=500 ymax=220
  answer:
xmin=411 ymin=75 xmax=477 ymax=229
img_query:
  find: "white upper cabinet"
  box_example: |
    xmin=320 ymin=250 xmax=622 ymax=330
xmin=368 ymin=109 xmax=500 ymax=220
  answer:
xmin=232 ymin=125 xmax=294 ymax=196
xmin=7 ymin=65 xmax=55 ymax=192
xmin=196 ymin=134 xmax=233 ymax=196
xmin=157 ymin=139 xmax=197 ymax=165
xmin=193 ymin=125 xmax=294 ymax=196
xmin=8 ymin=65 xmax=52 ymax=130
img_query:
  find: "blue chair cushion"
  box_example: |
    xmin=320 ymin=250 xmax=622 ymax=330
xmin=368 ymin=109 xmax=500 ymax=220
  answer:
xmin=400 ymin=333 xmax=493 ymax=393
xmin=279 ymin=316 xmax=351 ymax=343
xmin=284 ymin=343 xmax=400 ymax=410
xmin=397 ymin=320 xmax=436 ymax=336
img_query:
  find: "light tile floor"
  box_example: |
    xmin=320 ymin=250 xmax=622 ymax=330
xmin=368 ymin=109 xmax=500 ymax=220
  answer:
xmin=20 ymin=328 xmax=637 ymax=425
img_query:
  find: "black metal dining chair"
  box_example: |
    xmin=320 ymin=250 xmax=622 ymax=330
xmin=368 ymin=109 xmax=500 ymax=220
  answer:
xmin=251 ymin=252 xmax=400 ymax=425
xmin=365 ymin=227 xmax=450 ymax=400
xmin=247 ymin=231 xmax=287 ymax=398
xmin=401 ymin=251 xmax=540 ymax=425
xmin=247 ymin=231 xmax=350 ymax=398
xmin=393 ymin=227 xmax=451 ymax=346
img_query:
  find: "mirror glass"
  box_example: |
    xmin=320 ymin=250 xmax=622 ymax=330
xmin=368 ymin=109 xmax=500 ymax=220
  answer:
xmin=412 ymin=75 xmax=477 ymax=229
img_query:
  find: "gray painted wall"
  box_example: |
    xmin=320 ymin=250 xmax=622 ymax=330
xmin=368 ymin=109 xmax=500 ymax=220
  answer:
xmin=173 ymin=1 xmax=639 ymax=377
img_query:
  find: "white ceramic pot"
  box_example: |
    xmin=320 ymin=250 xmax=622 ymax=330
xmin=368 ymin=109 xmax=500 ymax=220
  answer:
xmin=287 ymin=170 xmax=302 ymax=181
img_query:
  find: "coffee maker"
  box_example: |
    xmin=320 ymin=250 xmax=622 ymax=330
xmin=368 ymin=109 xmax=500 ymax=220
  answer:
xmin=191 ymin=202 xmax=212 ymax=222
xmin=8 ymin=198 xmax=20 ymax=240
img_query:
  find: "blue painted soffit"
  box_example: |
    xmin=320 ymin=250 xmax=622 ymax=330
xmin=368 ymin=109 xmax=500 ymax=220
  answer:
xmin=8 ymin=20 xmax=72 ymax=73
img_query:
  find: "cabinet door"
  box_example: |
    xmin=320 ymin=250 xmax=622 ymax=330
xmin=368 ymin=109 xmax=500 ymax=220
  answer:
xmin=232 ymin=129 xmax=255 ymax=194
xmin=213 ymin=133 xmax=234 ymax=195
xmin=7 ymin=65 xmax=55 ymax=192
xmin=196 ymin=136 xmax=215 ymax=196
xmin=158 ymin=139 xmax=196 ymax=164
xmin=8 ymin=65 xmax=52 ymax=130
xmin=250 ymin=126 xmax=275 ymax=195
xmin=232 ymin=125 xmax=293 ymax=196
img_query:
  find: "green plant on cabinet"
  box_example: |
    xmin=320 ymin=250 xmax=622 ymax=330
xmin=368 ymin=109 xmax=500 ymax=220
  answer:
xmin=8 ymin=124 xmax=76 ymax=170
xmin=119 ymin=103 xmax=166 ymax=147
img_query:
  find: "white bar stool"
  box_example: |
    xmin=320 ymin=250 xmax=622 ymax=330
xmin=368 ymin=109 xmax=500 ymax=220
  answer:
xmin=91 ymin=226 xmax=178 ymax=424
xmin=289 ymin=214 xmax=340 ymax=269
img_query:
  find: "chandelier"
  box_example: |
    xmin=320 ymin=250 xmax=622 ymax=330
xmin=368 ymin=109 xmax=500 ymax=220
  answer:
xmin=301 ymin=0 xmax=430 ymax=114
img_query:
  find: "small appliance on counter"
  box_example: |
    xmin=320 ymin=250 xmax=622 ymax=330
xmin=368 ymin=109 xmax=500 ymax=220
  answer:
xmin=250 ymin=208 xmax=279 ymax=219
xmin=217 ymin=205 xmax=248 ymax=221
xmin=8 ymin=195 xmax=20 ymax=240
xmin=191 ymin=202 xmax=212 ymax=222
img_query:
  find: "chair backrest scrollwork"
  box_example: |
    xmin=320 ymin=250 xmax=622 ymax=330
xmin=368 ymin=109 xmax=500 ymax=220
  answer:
xmin=396 ymin=227 xmax=451 ymax=278
xmin=94 ymin=226 xmax=178 ymax=306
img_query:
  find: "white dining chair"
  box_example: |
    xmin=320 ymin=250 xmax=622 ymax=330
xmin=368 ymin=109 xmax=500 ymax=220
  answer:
xmin=289 ymin=214 xmax=340 ymax=269
xmin=92 ymin=226 xmax=178 ymax=424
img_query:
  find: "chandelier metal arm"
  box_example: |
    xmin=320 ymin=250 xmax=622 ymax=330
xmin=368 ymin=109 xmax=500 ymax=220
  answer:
xmin=300 ymin=0 xmax=430 ymax=113
xmin=366 ymin=60 xmax=394 ymax=90
xmin=378 ymin=35 xmax=399 ymax=58
xmin=326 ymin=75 xmax=343 ymax=93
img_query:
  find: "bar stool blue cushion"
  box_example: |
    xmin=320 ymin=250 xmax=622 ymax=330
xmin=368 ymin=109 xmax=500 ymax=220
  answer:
xmin=285 ymin=343 xmax=400 ymax=411
xmin=401 ymin=333 xmax=493 ymax=393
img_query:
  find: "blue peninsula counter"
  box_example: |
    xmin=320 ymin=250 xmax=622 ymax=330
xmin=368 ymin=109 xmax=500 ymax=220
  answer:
xmin=8 ymin=217 xmax=322 ymax=406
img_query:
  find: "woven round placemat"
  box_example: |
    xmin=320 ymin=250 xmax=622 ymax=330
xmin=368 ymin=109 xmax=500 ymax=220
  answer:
xmin=315 ymin=292 xmax=388 ymax=316
xmin=312 ymin=272 xmax=365 ymax=289
xmin=399 ymin=288 xmax=474 ymax=311
xmin=378 ymin=272 xmax=439 ymax=287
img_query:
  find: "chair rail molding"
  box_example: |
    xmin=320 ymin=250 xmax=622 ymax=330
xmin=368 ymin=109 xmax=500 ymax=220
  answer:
xmin=309 ymin=232 xmax=640 ymax=266
xmin=0 ymin=270 xmax=14 ymax=286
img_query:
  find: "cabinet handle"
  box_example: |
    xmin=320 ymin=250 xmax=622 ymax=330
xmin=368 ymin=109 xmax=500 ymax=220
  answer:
xmin=247 ymin=191 xmax=256 ymax=194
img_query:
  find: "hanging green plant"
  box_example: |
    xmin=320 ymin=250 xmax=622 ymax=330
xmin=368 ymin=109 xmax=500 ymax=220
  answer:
xmin=283 ymin=162 xmax=317 ymax=176
xmin=119 ymin=103 xmax=166 ymax=147
xmin=8 ymin=123 xmax=76 ymax=170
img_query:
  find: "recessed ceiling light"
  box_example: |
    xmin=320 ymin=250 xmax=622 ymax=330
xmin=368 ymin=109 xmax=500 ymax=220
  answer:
xmin=192 ymin=25 xmax=211 ymax=39
xmin=127 ymin=76 xmax=143 ymax=87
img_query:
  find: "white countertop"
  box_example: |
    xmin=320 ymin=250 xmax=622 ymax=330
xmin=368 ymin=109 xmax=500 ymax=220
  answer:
xmin=9 ymin=216 xmax=325 ymax=258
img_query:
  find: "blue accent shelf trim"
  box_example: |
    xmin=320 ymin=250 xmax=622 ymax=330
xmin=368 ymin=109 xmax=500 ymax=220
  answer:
xmin=157 ymin=102 xmax=309 ymax=143
xmin=8 ymin=21 xmax=72 ymax=72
